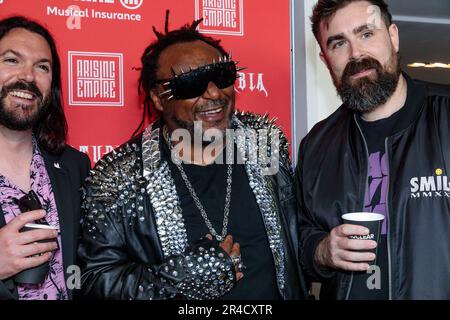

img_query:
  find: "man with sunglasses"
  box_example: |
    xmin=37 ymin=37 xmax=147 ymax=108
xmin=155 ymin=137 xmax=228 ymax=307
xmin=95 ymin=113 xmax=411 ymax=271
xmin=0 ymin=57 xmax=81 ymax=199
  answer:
xmin=77 ymin=15 xmax=309 ymax=300
xmin=0 ymin=17 xmax=91 ymax=300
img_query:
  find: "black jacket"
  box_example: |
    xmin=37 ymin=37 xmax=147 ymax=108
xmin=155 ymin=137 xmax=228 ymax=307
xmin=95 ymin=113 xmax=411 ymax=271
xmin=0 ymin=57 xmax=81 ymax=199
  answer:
xmin=295 ymin=75 xmax=450 ymax=300
xmin=78 ymin=114 xmax=310 ymax=300
xmin=0 ymin=145 xmax=91 ymax=300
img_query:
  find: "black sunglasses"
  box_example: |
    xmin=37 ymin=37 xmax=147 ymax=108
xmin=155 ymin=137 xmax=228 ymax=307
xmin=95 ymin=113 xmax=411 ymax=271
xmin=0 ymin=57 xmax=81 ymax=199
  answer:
xmin=156 ymin=57 xmax=244 ymax=100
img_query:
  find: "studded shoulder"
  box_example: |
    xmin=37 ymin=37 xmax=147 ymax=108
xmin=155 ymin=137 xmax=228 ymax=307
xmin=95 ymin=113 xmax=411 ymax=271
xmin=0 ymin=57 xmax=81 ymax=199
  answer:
xmin=234 ymin=110 xmax=291 ymax=168
xmin=82 ymin=140 xmax=147 ymax=225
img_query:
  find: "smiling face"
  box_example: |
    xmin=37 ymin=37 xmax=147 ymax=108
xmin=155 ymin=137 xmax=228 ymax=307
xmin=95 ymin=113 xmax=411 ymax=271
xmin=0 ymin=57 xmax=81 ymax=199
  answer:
xmin=0 ymin=28 xmax=52 ymax=131
xmin=150 ymin=40 xmax=235 ymax=136
xmin=318 ymin=1 xmax=401 ymax=112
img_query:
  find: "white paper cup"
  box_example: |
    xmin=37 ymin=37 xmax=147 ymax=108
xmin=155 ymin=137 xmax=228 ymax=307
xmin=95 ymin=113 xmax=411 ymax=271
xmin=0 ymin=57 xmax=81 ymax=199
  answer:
xmin=341 ymin=212 xmax=384 ymax=262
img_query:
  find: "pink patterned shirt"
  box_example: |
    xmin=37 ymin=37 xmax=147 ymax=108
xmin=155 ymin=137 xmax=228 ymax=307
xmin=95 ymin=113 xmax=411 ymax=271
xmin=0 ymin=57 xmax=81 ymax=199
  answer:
xmin=0 ymin=138 xmax=68 ymax=300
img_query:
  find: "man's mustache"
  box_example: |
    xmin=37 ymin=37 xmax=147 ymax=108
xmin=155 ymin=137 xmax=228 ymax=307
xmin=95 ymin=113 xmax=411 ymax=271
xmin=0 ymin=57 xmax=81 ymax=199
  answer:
xmin=1 ymin=81 xmax=44 ymax=101
xmin=342 ymin=57 xmax=382 ymax=81
xmin=196 ymin=98 xmax=229 ymax=113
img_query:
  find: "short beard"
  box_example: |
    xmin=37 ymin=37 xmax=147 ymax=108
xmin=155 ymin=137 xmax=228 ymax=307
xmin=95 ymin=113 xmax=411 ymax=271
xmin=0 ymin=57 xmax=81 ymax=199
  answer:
xmin=336 ymin=53 xmax=401 ymax=113
xmin=0 ymin=82 xmax=50 ymax=131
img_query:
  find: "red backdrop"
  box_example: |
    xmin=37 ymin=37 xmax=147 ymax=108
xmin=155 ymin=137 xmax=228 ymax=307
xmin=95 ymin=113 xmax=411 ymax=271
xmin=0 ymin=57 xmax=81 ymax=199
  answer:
xmin=0 ymin=0 xmax=292 ymax=164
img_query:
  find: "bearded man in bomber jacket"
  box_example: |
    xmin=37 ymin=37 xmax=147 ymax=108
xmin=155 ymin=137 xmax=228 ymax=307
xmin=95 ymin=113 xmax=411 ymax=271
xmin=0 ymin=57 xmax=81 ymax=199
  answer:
xmin=295 ymin=0 xmax=450 ymax=300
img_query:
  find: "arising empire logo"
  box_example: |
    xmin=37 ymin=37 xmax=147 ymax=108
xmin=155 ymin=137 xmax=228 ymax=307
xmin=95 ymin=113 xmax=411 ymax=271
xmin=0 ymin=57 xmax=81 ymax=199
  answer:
xmin=410 ymin=168 xmax=450 ymax=199
xmin=196 ymin=0 xmax=244 ymax=36
xmin=68 ymin=52 xmax=124 ymax=106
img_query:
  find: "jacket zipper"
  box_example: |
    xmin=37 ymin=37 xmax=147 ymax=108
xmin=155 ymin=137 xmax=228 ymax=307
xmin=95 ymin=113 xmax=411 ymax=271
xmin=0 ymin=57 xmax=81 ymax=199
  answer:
xmin=384 ymin=138 xmax=393 ymax=300
xmin=347 ymin=116 xmax=370 ymax=300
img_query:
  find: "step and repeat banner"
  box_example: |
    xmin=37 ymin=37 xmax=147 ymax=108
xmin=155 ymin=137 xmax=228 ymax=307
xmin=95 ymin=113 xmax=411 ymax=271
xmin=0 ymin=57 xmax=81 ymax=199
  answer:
xmin=0 ymin=0 xmax=292 ymax=164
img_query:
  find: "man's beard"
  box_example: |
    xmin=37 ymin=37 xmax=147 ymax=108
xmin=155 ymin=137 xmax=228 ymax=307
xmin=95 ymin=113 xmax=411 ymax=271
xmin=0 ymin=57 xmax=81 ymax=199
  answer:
xmin=0 ymin=81 xmax=50 ymax=131
xmin=336 ymin=53 xmax=401 ymax=113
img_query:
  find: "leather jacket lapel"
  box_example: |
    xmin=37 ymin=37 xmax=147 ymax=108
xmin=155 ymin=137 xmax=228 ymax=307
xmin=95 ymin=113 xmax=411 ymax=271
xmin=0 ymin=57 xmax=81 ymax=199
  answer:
xmin=41 ymin=152 xmax=74 ymax=285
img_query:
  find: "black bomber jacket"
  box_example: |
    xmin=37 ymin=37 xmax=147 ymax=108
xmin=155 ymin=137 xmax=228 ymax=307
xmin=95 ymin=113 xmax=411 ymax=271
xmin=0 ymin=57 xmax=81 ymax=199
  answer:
xmin=295 ymin=74 xmax=450 ymax=300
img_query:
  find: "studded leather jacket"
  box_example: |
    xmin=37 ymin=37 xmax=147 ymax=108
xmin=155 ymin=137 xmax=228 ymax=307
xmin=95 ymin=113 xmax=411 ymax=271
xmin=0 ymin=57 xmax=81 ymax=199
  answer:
xmin=77 ymin=112 xmax=309 ymax=300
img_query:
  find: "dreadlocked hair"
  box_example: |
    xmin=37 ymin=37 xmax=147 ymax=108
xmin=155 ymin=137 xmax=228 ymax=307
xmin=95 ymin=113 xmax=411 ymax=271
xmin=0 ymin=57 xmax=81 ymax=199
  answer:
xmin=133 ymin=10 xmax=228 ymax=137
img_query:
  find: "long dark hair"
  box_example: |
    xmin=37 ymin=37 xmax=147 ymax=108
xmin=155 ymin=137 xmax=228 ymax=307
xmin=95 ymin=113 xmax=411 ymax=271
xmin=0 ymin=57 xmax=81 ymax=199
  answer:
xmin=0 ymin=16 xmax=67 ymax=154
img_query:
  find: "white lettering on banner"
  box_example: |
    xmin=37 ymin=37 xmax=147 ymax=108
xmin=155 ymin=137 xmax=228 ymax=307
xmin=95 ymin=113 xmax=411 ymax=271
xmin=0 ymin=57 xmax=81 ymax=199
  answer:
xmin=69 ymin=52 xmax=123 ymax=106
xmin=90 ymin=9 xmax=142 ymax=21
xmin=76 ymin=59 xmax=116 ymax=99
xmin=73 ymin=0 xmax=143 ymax=10
xmin=48 ymin=6 xmax=89 ymax=17
xmin=80 ymin=145 xmax=116 ymax=163
xmin=236 ymin=72 xmax=268 ymax=97
xmin=203 ymin=9 xmax=237 ymax=28
xmin=47 ymin=5 xmax=142 ymax=21
xmin=203 ymin=0 xmax=236 ymax=9
xmin=202 ymin=0 xmax=237 ymax=27
xmin=77 ymin=60 xmax=116 ymax=78
xmin=196 ymin=0 xmax=243 ymax=36
xmin=76 ymin=79 xmax=116 ymax=99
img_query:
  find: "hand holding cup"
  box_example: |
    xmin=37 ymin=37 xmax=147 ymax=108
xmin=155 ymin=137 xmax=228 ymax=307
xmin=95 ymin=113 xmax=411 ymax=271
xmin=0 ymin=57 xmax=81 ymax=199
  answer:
xmin=0 ymin=210 xmax=58 ymax=281
xmin=315 ymin=212 xmax=384 ymax=271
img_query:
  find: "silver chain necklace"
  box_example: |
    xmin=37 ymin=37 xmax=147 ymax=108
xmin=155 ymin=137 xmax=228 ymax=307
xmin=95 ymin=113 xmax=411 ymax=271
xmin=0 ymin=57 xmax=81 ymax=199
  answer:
xmin=163 ymin=126 xmax=233 ymax=241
